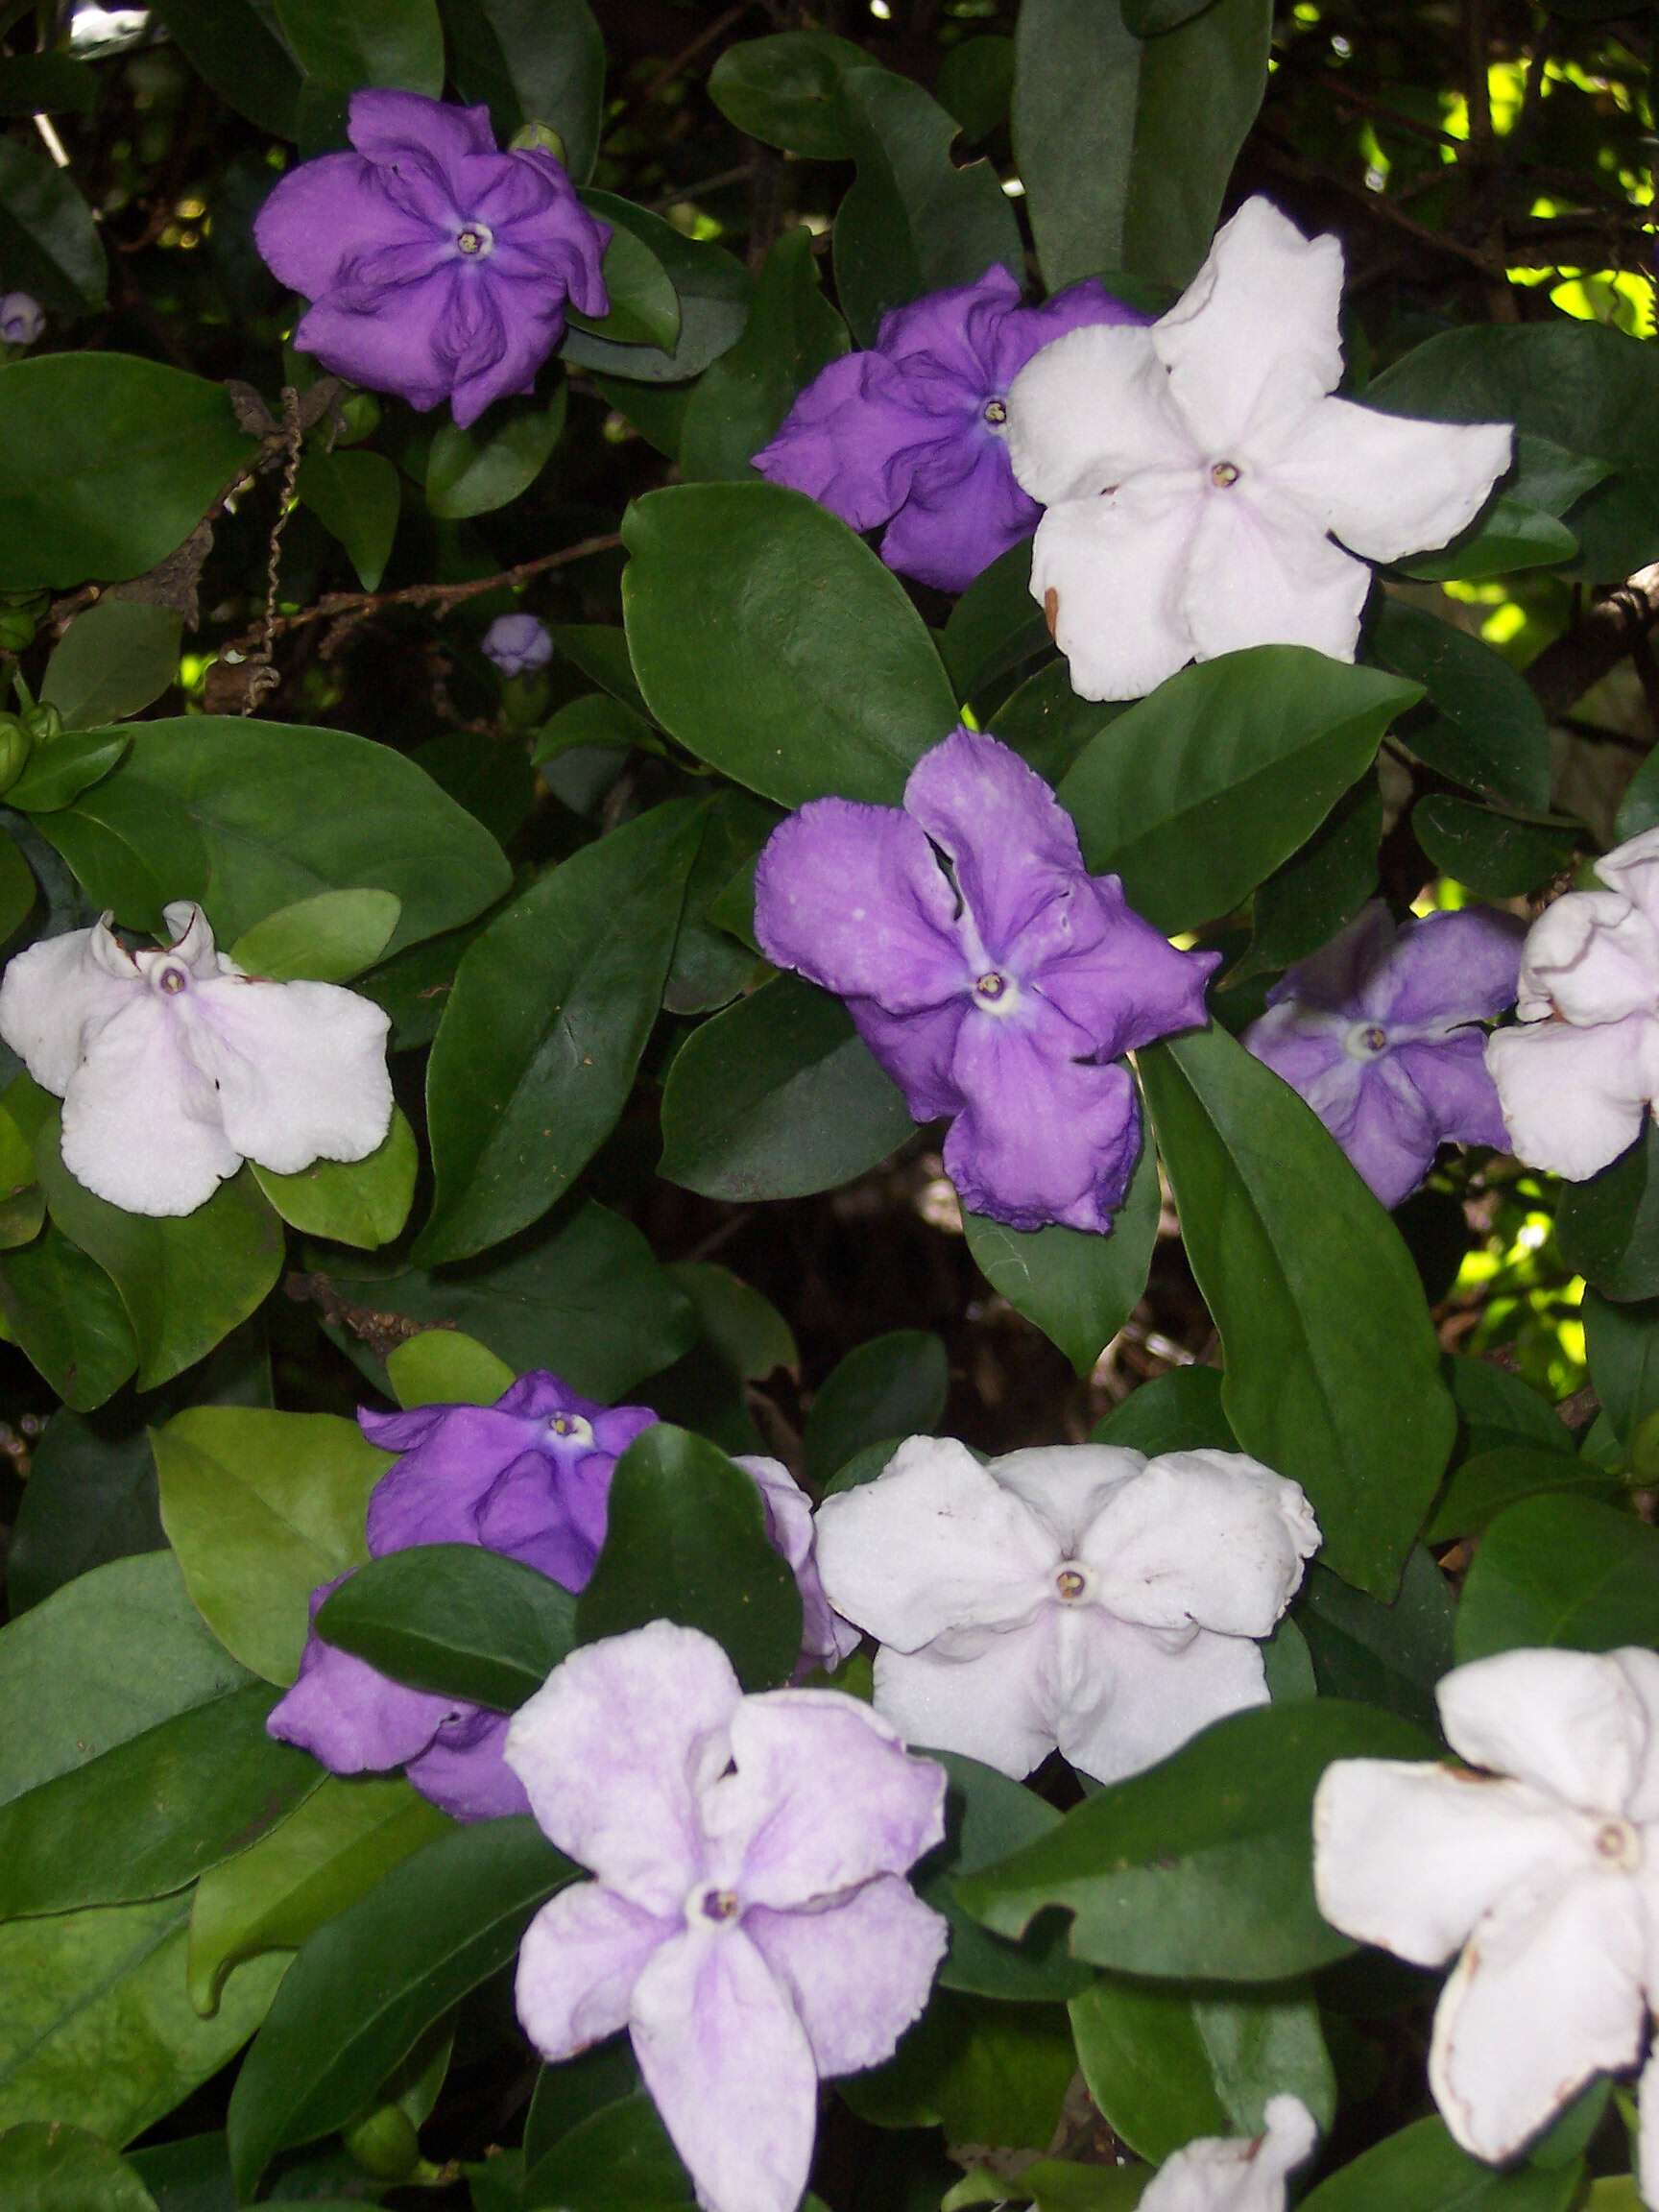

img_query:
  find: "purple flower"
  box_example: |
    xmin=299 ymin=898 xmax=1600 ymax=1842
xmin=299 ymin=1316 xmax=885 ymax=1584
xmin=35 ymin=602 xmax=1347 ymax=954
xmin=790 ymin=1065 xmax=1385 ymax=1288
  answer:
xmin=254 ymin=89 xmax=609 ymax=428
xmin=508 ymin=1623 xmax=949 ymax=2212
xmin=754 ymin=267 xmax=1145 ymax=594
xmin=0 ymin=292 xmax=43 ymax=346
xmin=483 ymin=612 xmax=553 ymax=677
xmin=754 ymin=729 xmax=1218 ymax=1235
xmin=743 ymin=1455 xmax=859 ymax=1679
xmin=1244 ymin=902 xmax=1526 ymax=1209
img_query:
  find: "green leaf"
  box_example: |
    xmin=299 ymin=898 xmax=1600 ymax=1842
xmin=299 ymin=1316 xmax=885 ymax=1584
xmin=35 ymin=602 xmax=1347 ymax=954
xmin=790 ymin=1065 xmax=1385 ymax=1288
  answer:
xmin=832 ymin=66 xmax=1022 ymax=345
xmin=1057 ymin=649 xmax=1418 ymax=933
xmin=187 ymin=1773 xmax=447 ymax=2015
xmin=680 ymin=228 xmax=850 ymax=484
xmin=664 ymin=788 xmax=777 ymax=1018
xmin=1429 ymin=1442 xmax=1619 ymax=1543
xmin=0 ymin=135 xmax=106 ymax=314
xmin=564 ymin=199 xmax=750 ymax=386
xmin=959 ymin=1699 xmax=1431 ymax=1981
xmin=0 ymin=1218 xmax=137 ymax=1409
xmin=1395 ymin=435 xmax=1606 ymax=586
xmin=1584 ymin=1290 xmax=1659 ymax=1449
xmin=623 ymin=482 xmax=957 ymax=806
xmin=227 ymin=1817 xmax=570 ymax=2196
xmin=525 ymin=2090 xmax=689 ymax=2212
xmin=273 ymin=0 xmax=444 ymax=92
xmin=4 ymin=1407 xmax=163 ymax=1614
xmin=424 ymin=389 xmax=567 ymax=520
xmin=1369 ymin=601 xmax=1551 ymax=810
xmin=1093 ymin=1365 xmax=1236 ymax=1455
xmin=0 ymin=1895 xmax=283 ymax=2147
xmin=0 ymin=56 xmax=97 ymax=119
xmin=707 ymin=30 xmax=869 ymax=157
xmin=386 ymin=1328 xmax=516 ymax=1408
xmin=1555 ymin=1123 xmax=1659 ymax=1303
xmin=845 ymin=1991 xmax=1077 ymax=2147
xmin=445 ymin=0 xmax=606 ymax=182
xmin=5 ymin=728 xmax=132 ymax=814
xmin=296 ymin=448 xmax=400 ymax=591
xmin=567 ymin=219 xmax=680 ymax=350
xmin=943 ymin=542 xmax=1048 ymax=704
xmin=252 ymin=1110 xmax=418 ymax=1251
xmin=0 ymin=837 xmax=35 ymax=947
xmin=805 ymin=1331 xmax=950 ymax=1483
xmin=417 ymin=801 xmax=702 ymax=1265
xmin=1295 ymin=1548 xmax=1455 ymax=1734
xmin=148 ymin=0 xmax=301 ymax=133
xmin=922 ymin=1754 xmax=1094 ymax=2005
xmin=1013 ymin=0 xmax=1271 ymax=292
xmin=317 ymin=1544 xmax=577 ymax=1711
xmin=1239 ymin=780 xmax=1383 ymax=978
xmin=153 ymin=1407 xmax=392 ymax=1684
xmin=1140 ymin=1024 xmax=1455 ymax=1596
xmin=40 ymin=600 xmax=180 ymax=730
xmin=659 ymin=975 xmax=913 ymax=1202
xmin=938 ymin=35 xmax=1016 ymax=141
xmin=576 ymin=1425 xmax=803 ymax=1689
xmin=38 ymin=717 xmax=509 ymax=953
xmin=229 ymin=888 xmax=402 ymax=982
xmin=1070 ymin=1976 xmax=1333 ymax=2162
xmin=0 ymin=357 xmax=253 ymax=591
xmin=1413 ymin=796 xmax=1578 ymax=900
xmin=1300 ymin=2114 xmax=1582 ymax=2211
xmin=1455 ymin=1493 xmax=1659 ymax=1660
xmin=965 ymin=1134 xmax=1159 ymax=1376
xmin=0 ymin=2123 xmax=159 ymax=2211
xmin=667 ymin=1262 xmax=798 ymax=1382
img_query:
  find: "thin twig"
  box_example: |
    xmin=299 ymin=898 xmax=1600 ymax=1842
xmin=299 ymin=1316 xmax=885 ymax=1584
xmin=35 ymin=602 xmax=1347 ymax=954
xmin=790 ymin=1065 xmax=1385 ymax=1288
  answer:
xmin=242 ymin=386 xmax=305 ymax=715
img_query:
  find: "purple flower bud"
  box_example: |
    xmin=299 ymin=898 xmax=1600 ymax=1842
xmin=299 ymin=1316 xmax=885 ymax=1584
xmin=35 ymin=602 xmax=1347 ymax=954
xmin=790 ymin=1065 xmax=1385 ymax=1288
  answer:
xmin=482 ymin=611 xmax=554 ymax=677
xmin=0 ymin=293 xmax=43 ymax=346
xmin=253 ymin=89 xmax=609 ymax=428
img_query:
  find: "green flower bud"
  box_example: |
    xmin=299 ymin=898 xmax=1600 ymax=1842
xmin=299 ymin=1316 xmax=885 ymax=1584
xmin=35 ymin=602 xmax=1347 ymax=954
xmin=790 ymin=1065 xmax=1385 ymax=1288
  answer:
xmin=22 ymin=703 xmax=61 ymax=746
xmin=0 ymin=609 xmax=36 ymax=653
xmin=510 ymin=120 xmax=568 ymax=165
xmin=0 ymin=715 xmax=33 ymax=796
xmin=342 ymin=2104 xmax=421 ymax=2181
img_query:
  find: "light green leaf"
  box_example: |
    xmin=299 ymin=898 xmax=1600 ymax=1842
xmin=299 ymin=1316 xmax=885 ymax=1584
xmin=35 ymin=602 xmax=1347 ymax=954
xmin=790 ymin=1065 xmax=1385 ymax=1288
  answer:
xmin=229 ymin=888 xmax=402 ymax=981
xmin=0 ymin=2122 xmax=159 ymax=2211
xmin=1301 ymin=2114 xmax=1582 ymax=2211
xmin=0 ymin=1218 xmax=137 ymax=1409
xmin=40 ymin=600 xmax=180 ymax=730
xmin=386 ymin=1328 xmax=516 ymax=1408
xmin=252 ymin=1110 xmax=418 ymax=1251
xmin=6 ymin=729 xmax=132 ymax=814
xmin=1455 ymin=1493 xmax=1659 ymax=1661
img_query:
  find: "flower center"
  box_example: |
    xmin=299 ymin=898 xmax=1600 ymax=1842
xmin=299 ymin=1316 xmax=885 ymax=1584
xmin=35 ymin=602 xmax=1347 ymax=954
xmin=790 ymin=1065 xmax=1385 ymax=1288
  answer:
xmin=1343 ymin=1021 xmax=1391 ymax=1061
xmin=975 ymin=972 xmax=1007 ymax=1001
xmin=982 ymin=397 xmax=1009 ymax=429
xmin=971 ymin=968 xmax=1022 ymax=1019
xmin=1210 ymin=461 xmax=1241 ymax=489
xmin=153 ymin=963 xmax=190 ymax=997
xmin=1054 ymin=1565 xmax=1089 ymax=1602
xmin=697 ymin=1886 xmax=741 ymax=1924
xmin=456 ymin=222 xmax=494 ymax=257
xmin=1592 ymin=1817 xmax=1641 ymax=1871
xmin=546 ymin=1412 xmax=595 ymax=1448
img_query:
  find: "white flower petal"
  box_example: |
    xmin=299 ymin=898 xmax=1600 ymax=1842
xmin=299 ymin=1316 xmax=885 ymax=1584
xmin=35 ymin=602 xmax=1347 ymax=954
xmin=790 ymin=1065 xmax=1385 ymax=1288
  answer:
xmin=1271 ymin=396 xmax=1511 ymax=563
xmin=1312 ymin=1758 xmax=1586 ymax=1967
xmin=1183 ymin=483 xmax=1372 ymax=666
xmin=158 ymin=900 xmax=228 ymax=976
xmin=988 ymin=1442 xmax=1144 ymax=1553
xmin=871 ymin=1627 xmax=1059 ymax=1779
xmin=1056 ymin=1607 xmax=1270 ymax=1788
xmin=185 ymin=974 xmax=392 ymax=1176
xmin=0 ymin=923 xmax=134 ymax=1095
xmin=515 ymin=1879 xmax=672 ymax=2062
xmin=1597 ymin=827 xmax=1659 ymax=935
xmin=1029 ymin=487 xmax=1200 ymax=702
xmin=812 ymin=1435 xmax=1056 ymax=1651
xmin=1005 ymin=323 xmax=1196 ymax=506
xmin=60 ymin=994 xmax=241 ymax=1214
xmin=1140 ymin=2092 xmax=1318 ymax=2211
xmin=1154 ymin=197 xmax=1345 ymax=455
xmin=1437 ymin=1647 xmax=1659 ymax=1819
xmin=1081 ymin=1450 xmax=1319 ymax=1637
xmin=744 ymin=1875 xmax=948 ymax=2079
xmin=1517 ymin=892 xmax=1659 ymax=1026
xmin=1430 ymin=1867 xmax=1647 ymax=2164
xmin=1486 ymin=1016 xmax=1657 ymax=1182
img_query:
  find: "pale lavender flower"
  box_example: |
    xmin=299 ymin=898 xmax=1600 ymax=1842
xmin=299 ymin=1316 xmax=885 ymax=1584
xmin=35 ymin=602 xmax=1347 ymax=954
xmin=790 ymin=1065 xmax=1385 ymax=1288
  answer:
xmin=1141 ymin=2098 xmax=1318 ymax=2212
xmin=508 ymin=1622 xmax=949 ymax=2212
xmin=0 ymin=293 xmax=43 ymax=345
xmin=754 ymin=729 xmax=1216 ymax=1235
xmin=483 ymin=612 xmax=553 ymax=676
xmin=254 ymin=89 xmax=608 ymax=427
xmin=754 ymin=267 xmax=1144 ymax=593
xmin=1244 ymin=902 xmax=1525 ymax=1209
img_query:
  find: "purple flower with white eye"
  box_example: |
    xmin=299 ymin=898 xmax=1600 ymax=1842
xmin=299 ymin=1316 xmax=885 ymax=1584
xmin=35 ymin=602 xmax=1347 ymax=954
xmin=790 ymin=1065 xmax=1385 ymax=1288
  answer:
xmin=483 ymin=612 xmax=553 ymax=677
xmin=0 ymin=292 xmax=43 ymax=346
xmin=508 ymin=1622 xmax=949 ymax=2212
xmin=253 ymin=89 xmax=609 ymax=429
xmin=754 ymin=729 xmax=1217 ymax=1235
xmin=754 ymin=267 xmax=1145 ymax=594
xmin=1243 ymin=902 xmax=1525 ymax=1209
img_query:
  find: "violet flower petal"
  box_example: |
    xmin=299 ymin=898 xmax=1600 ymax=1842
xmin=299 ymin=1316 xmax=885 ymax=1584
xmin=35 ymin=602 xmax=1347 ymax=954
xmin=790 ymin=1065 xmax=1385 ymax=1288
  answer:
xmin=349 ymin=87 xmax=496 ymax=169
xmin=1029 ymin=877 xmax=1220 ymax=1062
xmin=293 ymin=276 xmax=462 ymax=415
xmin=744 ymin=1875 xmax=949 ymax=2077
xmin=404 ymin=1707 xmax=531 ymax=1821
xmin=1374 ymin=906 xmax=1527 ymax=1028
xmin=268 ymin=1580 xmax=452 ymax=1774
xmin=365 ymin=1409 xmax=552 ymax=1553
xmin=944 ymin=1012 xmax=1142 ymax=1234
xmin=753 ymin=798 xmax=964 ymax=1011
xmin=516 ymin=1879 xmax=676 ymax=2062
xmin=753 ymin=351 xmax=925 ymax=533
xmin=1392 ymin=1033 xmax=1512 ymax=1154
xmin=254 ymin=152 xmax=434 ymax=301
xmin=878 ymin=435 xmax=1039 ymax=595
xmin=903 ymin=728 xmax=1083 ymax=955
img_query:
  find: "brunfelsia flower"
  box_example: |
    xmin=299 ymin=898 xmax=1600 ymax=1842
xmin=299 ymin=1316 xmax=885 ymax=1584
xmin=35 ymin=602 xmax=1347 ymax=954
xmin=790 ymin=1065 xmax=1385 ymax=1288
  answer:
xmin=0 ymin=900 xmax=392 ymax=1217
xmin=254 ymin=88 xmax=609 ymax=429
xmin=508 ymin=1622 xmax=949 ymax=2212
xmin=483 ymin=611 xmax=553 ymax=676
xmin=813 ymin=1436 xmax=1319 ymax=1786
xmin=1141 ymin=2097 xmax=1319 ymax=2212
xmin=753 ymin=729 xmax=1216 ymax=1235
xmin=1487 ymin=829 xmax=1659 ymax=1181
xmin=1243 ymin=902 xmax=1525 ymax=1209
xmin=1313 ymin=1646 xmax=1659 ymax=2181
xmin=0 ymin=292 xmax=43 ymax=345
xmin=1004 ymin=196 xmax=1513 ymax=701
xmin=754 ymin=266 xmax=1144 ymax=594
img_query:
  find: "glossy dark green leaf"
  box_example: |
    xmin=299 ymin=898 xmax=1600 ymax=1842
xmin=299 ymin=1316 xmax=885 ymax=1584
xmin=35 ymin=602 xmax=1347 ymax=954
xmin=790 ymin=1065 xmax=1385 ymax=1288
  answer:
xmin=843 ymin=1988 xmax=1077 ymax=2147
xmin=424 ymin=389 xmax=566 ymax=520
xmin=0 ymin=357 xmax=253 ymax=591
xmin=418 ymin=801 xmax=701 ymax=1264
xmin=958 ymin=1699 xmax=1431 ymax=1981
xmin=0 ymin=1218 xmax=137 ymax=1409
xmin=922 ymin=1753 xmax=1094 ymax=2005
xmin=0 ymin=2123 xmax=159 ymax=2211
xmin=524 ymin=2089 xmax=690 ymax=2212
xmin=564 ymin=201 xmax=750 ymax=385
xmin=1617 ymin=748 xmax=1659 ymax=844
xmin=680 ymin=228 xmax=850 ymax=484
xmin=5 ymin=728 xmax=132 ymax=814
xmin=0 ymin=56 xmax=96 ymax=118
xmin=1140 ymin=1025 xmax=1455 ymax=1595
xmin=4 ymin=1406 xmax=163 ymax=1614
xmin=991 ymin=660 xmax=1122 ymax=786
xmin=964 ymin=1132 xmax=1159 ymax=1376
xmin=663 ymin=788 xmax=776 ymax=1018
xmin=252 ymin=1111 xmax=418 ymax=1252
xmin=707 ymin=30 xmax=870 ymax=157
xmin=228 ymin=1817 xmax=571 ymax=2196
xmin=937 ymin=35 xmax=1016 ymax=141
xmin=445 ymin=0 xmax=605 ymax=181
xmin=1241 ymin=779 xmax=1382 ymax=977
xmin=1092 ymin=1365 xmax=1236 ymax=1454
xmin=1369 ymin=600 xmax=1551 ymax=810
xmin=669 ymin=1262 xmax=797 ymax=1383
xmin=1583 ymin=1290 xmax=1659 ymax=1449
xmin=1057 ymin=650 xmax=1419 ymax=933
xmin=659 ymin=975 xmax=913 ymax=1201
xmin=41 ymin=601 xmax=180 ymax=731
xmin=273 ymin=0 xmax=444 ymax=93
xmin=296 ymin=447 xmax=399 ymax=589
xmin=576 ymin=1425 xmax=803 ymax=1690
xmin=623 ymin=482 xmax=957 ymax=806
xmin=1300 ymin=2114 xmax=1582 ymax=2211
xmin=1013 ymin=0 xmax=1271 ymax=292
xmin=318 ymin=1545 xmax=577 ymax=1710
xmin=1294 ymin=1549 xmax=1455 ymax=1734
xmin=1428 ymin=1442 xmax=1620 ymax=1543
xmin=1455 ymin=1493 xmax=1659 ymax=1660
xmin=38 ymin=717 xmax=509 ymax=953
xmin=567 ymin=218 xmax=680 ymax=350
xmin=149 ymin=0 xmax=301 ymax=133
xmin=1414 ymin=795 xmax=1578 ymax=899
xmin=942 ymin=542 xmax=1046 ymax=702
xmin=805 ymin=1331 xmax=950 ymax=1483
xmin=0 ymin=836 xmax=34 ymax=947
xmin=1555 ymin=1123 xmax=1659 ymax=1302
xmin=1445 ymin=1355 xmax=1574 ymax=1459
xmin=0 ymin=136 xmax=106 ymax=314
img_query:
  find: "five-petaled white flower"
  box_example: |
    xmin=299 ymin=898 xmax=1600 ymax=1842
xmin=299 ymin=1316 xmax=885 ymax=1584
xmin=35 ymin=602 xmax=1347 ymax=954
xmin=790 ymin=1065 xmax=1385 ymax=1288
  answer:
xmin=1002 ymin=195 xmax=1513 ymax=702
xmin=1141 ymin=2096 xmax=1319 ymax=2212
xmin=1313 ymin=1646 xmax=1659 ymax=2191
xmin=1486 ymin=829 xmax=1659 ymax=1182
xmin=0 ymin=900 xmax=394 ymax=1216
xmin=811 ymin=1437 xmax=1320 ymax=1787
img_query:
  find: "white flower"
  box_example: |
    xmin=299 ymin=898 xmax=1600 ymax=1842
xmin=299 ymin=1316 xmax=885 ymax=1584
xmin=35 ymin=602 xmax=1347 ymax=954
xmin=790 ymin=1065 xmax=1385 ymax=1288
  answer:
xmin=1312 ymin=1646 xmax=1659 ymax=2184
xmin=1141 ymin=2096 xmax=1318 ymax=2212
xmin=811 ymin=1436 xmax=1319 ymax=1787
xmin=1003 ymin=196 xmax=1512 ymax=702
xmin=0 ymin=901 xmax=393 ymax=1216
xmin=1486 ymin=829 xmax=1659 ymax=1181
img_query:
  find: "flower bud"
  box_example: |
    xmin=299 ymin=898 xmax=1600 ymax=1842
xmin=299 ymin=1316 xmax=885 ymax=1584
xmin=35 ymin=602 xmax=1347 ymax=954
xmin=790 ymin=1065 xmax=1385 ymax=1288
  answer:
xmin=0 ymin=715 xmax=34 ymax=796
xmin=342 ymin=2104 xmax=421 ymax=2181
xmin=0 ymin=608 xmax=36 ymax=654
xmin=22 ymin=703 xmax=61 ymax=746
xmin=510 ymin=120 xmax=568 ymax=164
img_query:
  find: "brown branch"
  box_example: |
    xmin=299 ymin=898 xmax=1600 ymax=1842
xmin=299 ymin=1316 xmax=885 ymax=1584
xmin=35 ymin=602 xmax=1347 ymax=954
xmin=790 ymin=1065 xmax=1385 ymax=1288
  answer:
xmin=1527 ymin=564 xmax=1659 ymax=721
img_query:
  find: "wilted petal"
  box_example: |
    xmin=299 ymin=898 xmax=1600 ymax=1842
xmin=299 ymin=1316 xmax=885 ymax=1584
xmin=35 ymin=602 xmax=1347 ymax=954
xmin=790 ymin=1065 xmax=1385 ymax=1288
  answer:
xmin=406 ymin=1707 xmax=531 ymax=1820
xmin=1595 ymin=827 xmax=1659 ymax=933
xmin=754 ymin=798 xmax=964 ymax=1012
xmin=903 ymin=727 xmax=1083 ymax=953
xmin=944 ymin=1010 xmax=1142 ymax=1233
xmin=60 ymin=994 xmax=242 ymax=1215
xmin=187 ymin=974 xmax=393 ymax=1176
xmin=0 ymin=923 xmax=135 ymax=1095
xmin=1140 ymin=2093 xmax=1318 ymax=2212
xmin=504 ymin=1623 xmax=741 ymax=1913
xmin=1378 ymin=906 xmax=1526 ymax=1028
xmin=269 ymin=1581 xmax=450 ymax=1773
xmin=744 ymin=1876 xmax=949 ymax=2078
xmin=1055 ymin=1606 xmax=1271 ymax=1788
xmin=1486 ymin=1016 xmax=1657 ymax=1182
xmin=1083 ymin=1451 xmax=1319 ymax=1637
xmin=631 ymin=1928 xmax=819 ymax=2212
xmin=1029 ymin=487 xmax=1199 ymax=703
xmin=1184 ymin=482 xmax=1372 ymax=666
xmin=516 ymin=1880 xmax=673 ymax=2061
xmin=1516 ymin=892 xmax=1659 ymax=1027
xmin=741 ymin=1456 xmax=859 ymax=1673
xmin=1005 ymin=323 xmax=1194 ymax=507
xmin=1272 ymin=397 xmax=1511 ymax=563
xmin=1437 ymin=1647 xmax=1659 ymax=1818
xmin=872 ymin=1627 xmax=1058 ymax=1779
